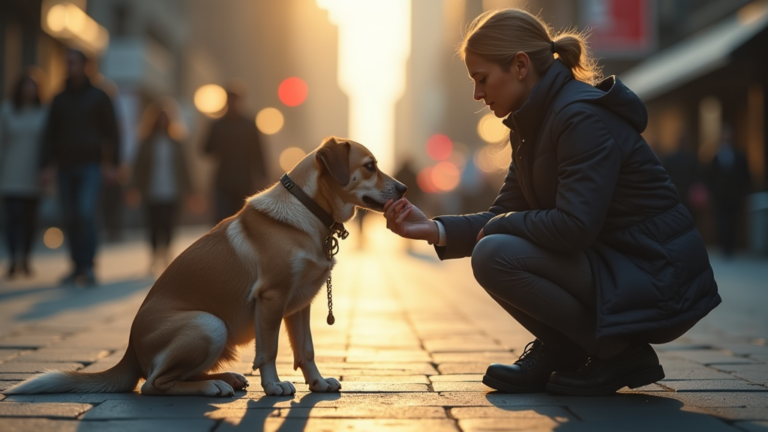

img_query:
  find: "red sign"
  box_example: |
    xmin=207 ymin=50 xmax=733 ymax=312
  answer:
xmin=581 ymin=0 xmax=655 ymax=56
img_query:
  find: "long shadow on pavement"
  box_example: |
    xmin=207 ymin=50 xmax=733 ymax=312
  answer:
xmin=217 ymin=392 xmax=342 ymax=431
xmin=13 ymin=277 xmax=154 ymax=322
xmin=486 ymin=392 xmax=735 ymax=431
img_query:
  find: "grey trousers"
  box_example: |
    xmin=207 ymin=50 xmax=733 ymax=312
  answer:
xmin=471 ymin=234 xmax=696 ymax=356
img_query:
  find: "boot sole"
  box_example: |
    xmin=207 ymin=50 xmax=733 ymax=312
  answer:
xmin=545 ymin=365 xmax=665 ymax=396
xmin=482 ymin=374 xmax=545 ymax=393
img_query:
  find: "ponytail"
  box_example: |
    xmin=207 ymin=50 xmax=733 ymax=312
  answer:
xmin=460 ymin=9 xmax=602 ymax=85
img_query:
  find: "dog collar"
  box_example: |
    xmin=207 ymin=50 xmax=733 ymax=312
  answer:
xmin=280 ymin=173 xmax=349 ymax=240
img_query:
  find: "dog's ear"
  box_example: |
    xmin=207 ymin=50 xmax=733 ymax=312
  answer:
xmin=316 ymin=137 xmax=351 ymax=186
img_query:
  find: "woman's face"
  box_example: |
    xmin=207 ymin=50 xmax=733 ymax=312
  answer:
xmin=465 ymin=50 xmax=531 ymax=118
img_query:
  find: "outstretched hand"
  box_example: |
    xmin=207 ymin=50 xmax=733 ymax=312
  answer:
xmin=383 ymin=198 xmax=438 ymax=243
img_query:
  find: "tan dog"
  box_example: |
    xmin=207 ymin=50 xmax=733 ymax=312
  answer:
xmin=5 ymin=137 xmax=406 ymax=397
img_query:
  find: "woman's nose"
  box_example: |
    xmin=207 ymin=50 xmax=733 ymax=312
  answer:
xmin=473 ymin=85 xmax=484 ymax=101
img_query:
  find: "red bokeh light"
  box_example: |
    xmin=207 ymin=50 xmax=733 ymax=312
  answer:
xmin=417 ymin=167 xmax=438 ymax=194
xmin=426 ymin=134 xmax=453 ymax=161
xmin=278 ymin=77 xmax=308 ymax=107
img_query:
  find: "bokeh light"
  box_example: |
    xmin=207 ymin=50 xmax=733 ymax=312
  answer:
xmin=448 ymin=141 xmax=469 ymax=169
xmin=478 ymin=112 xmax=509 ymax=143
xmin=43 ymin=227 xmax=64 ymax=249
xmin=417 ymin=166 xmax=438 ymax=193
xmin=431 ymin=161 xmax=461 ymax=192
xmin=194 ymin=84 xmax=227 ymax=115
xmin=475 ymin=144 xmax=512 ymax=173
xmin=47 ymin=4 xmax=66 ymax=32
xmin=426 ymin=134 xmax=453 ymax=161
xmin=256 ymin=107 xmax=285 ymax=135
xmin=279 ymin=147 xmax=307 ymax=172
xmin=278 ymin=77 xmax=308 ymax=107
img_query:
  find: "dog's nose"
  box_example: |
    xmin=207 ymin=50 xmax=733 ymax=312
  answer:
xmin=395 ymin=182 xmax=408 ymax=197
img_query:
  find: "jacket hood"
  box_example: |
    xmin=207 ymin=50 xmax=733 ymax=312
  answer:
xmin=505 ymin=60 xmax=648 ymax=137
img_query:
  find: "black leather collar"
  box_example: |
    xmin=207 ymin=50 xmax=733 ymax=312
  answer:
xmin=280 ymin=173 xmax=347 ymax=237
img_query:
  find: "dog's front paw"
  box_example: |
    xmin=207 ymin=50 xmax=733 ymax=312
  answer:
xmin=309 ymin=377 xmax=341 ymax=393
xmin=262 ymin=381 xmax=296 ymax=396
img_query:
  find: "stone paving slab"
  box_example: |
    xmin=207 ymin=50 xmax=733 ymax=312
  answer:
xmin=273 ymin=406 xmax=448 ymax=419
xmin=659 ymin=379 xmax=767 ymax=392
xmin=666 ymin=349 xmax=758 ymax=365
xmin=431 ymin=352 xmax=517 ymax=363
xmin=340 ymin=375 xmax=430 ymax=383
xmin=216 ymin=418 xmax=460 ymax=432
xmin=0 ymin=373 xmax=36 ymax=381
xmin=686 ymin=406 xmax=768 ymax=421
xmin=429 ymin=374 xmax=484 ymax=382
xmin=7 ymin=348 xmax=110 ymax=363
xmin=431 ymin=381 xmax=491 ymax=392
xmin=711 ymin=364 xmax=768 ymax=386
xmin=0 ymin=401 xmax=92 ymax=418
xmin=0 ymin=349 xmax=23 ymax=362
xmin=437 ymin=362 xmax=490 ymax=374
xmin=734 ymin=420 xmax=768 ymax=432
xmin=0 ymin=418 xmax=217 ymax=432
xmin=0 ymin=334 xmax=62 ymax=349
xmin=0 ymin=361 xmax=82 ymax=373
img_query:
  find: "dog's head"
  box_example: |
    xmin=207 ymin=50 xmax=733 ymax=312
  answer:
xmin=315 ymin=136 xmax=407 ymax=215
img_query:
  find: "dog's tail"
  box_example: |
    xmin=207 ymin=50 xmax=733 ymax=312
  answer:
xmin=3 ymin=343 xmax=142 ymax=395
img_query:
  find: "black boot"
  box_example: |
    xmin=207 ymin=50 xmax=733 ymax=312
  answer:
xmin=546 ymin=343 xmax=664 ymax=396
xmin=482 ymin=340 xmax=587 ymax=393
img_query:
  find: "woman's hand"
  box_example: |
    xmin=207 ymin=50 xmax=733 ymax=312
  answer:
xmin=383 ymin=198 xmax=438 ymax=243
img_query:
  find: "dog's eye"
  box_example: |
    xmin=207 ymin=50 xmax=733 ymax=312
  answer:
xmin=364 ymin=162 xmax=376 ymax=172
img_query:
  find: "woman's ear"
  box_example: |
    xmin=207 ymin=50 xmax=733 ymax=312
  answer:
xmin=514 ymin=51 xmax=530 ymax=79
xmin=316 ymin=137 xmax=351 ymax=186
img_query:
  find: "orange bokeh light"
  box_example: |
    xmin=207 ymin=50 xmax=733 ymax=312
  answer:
xmin=426 ymin=134 xmax=453 ymax=161
xmin=278 ymin=77 xmax=308 ymax=107
xmin=431 ymin=161 xmax=461 ymax=192
xmin=417 ymin=167 xmax=438 ymax=194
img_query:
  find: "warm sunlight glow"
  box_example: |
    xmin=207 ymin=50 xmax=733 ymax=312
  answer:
xmin=426 ymin=134 xmax=453 ymax=161
xmin=43 ymin=2 xmax=109 ymax=55
xmin=256 ymin=107 xmax=285 ymax=135
xmin=317 ymin=0 xmax=411 ymax=172
xmin=431 ymin=161 xmax=461 ymax=192
xmin=475 ymin=144 xmax=512 ymax=173
xmin=417 ymin=166 xmax=438 ymax=193
xmin=478 ymin=112 xmax=509 ymax=143
xmin=43 ymin=227 xmax=64 ymax=249
xmin=278 ymin=77 xmax=309 ymax=107
xmin=194 ymin=84 xmax=227 ymax=115
xmin=280 ymin=147 xmax=307 ymax=172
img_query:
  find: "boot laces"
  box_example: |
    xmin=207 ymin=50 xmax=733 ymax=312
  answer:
xmin=515 ymin=340 xmax=545 ymax=368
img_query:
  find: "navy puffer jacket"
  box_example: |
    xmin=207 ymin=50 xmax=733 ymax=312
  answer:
xmin=435 ymin=60 xmax=720 ymax=340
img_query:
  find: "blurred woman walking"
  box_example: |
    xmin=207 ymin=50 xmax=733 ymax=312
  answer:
xmin=0 ymin=71 xmax=48 ymax=278
xmin=128 ymin=100 xmax=194 ymax=274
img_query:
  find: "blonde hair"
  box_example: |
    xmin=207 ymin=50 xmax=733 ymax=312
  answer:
xmin=137 ymin=97 xmax=188 ymax=142
xmin=460 ymin=9 xmax=601 ymax=85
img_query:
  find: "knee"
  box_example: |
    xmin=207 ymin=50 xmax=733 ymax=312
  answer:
xmin=471 ymin=234 xmax=513 ymax=290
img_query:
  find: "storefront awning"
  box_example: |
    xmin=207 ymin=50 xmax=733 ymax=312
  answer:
xmin=620 ymin=1 xmax=768 ymax=101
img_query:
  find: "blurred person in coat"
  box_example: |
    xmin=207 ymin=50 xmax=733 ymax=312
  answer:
xmin=706 ymin=125 xmax=752 ymax=258
xmin=40 ymin=49 xmax=120 ymax=286
xmin=202 ymin=82 xmax=268 ymax=224
xmin=0 ymin=71 xmax=48 ymax=278
xmin=127 ymin=100 xmax=194 ymax=274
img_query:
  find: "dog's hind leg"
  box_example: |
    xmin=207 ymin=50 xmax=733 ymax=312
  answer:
xmin=139 ymin=312 xmax=235 ymax=397
xmin=285 ymin=305 xmax=341 ymax=392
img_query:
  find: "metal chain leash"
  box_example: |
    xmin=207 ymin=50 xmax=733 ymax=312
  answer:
xmin=323 ymin=223 xmax=348 ymax=326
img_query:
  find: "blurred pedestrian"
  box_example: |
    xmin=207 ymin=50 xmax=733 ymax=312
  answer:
xmin=706 ymin=126 xmax=751 ymax=258
xmin=661 ymin=134 xmax=701 ymax=214
xmin=40 ymin=49 xmax=120 ymax=286
xmin=384 ymin=9 xmax=719 ymax=396
xmin=202 ymin=82 xmax=267 ymax=224
xmin=0 ymin=71 xmax=48 ymax=278
xmin=128 ymin=100 xmax=193 ymax=274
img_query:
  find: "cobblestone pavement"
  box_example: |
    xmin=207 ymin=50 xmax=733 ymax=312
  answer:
xmin=0 ymin=222 xmax=766 ymax=431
